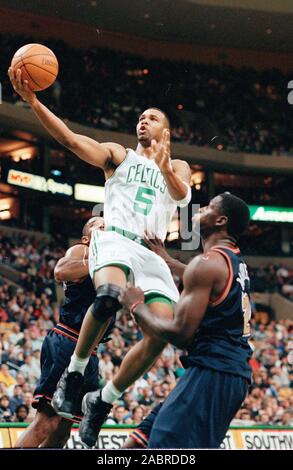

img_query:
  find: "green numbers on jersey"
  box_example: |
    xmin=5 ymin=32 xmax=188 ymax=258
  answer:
xmin=134 ymin=187 xmax=156 ymax=216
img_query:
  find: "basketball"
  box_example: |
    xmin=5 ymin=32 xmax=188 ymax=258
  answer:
xmin=11 ymin=43 xmax=58 ymax=92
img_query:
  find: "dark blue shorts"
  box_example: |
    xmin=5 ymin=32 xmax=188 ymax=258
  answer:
xmin=33 ymin=328 xmax=100 ymax=422
xmin=148 ymin=366 xmax=248 ymax=449
xmin=130 ymin=403 xmax=163 ymax=448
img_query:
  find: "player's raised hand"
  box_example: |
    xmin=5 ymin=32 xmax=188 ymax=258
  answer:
xmin=8 ymin=67 xmax=36 ymax=104
xmin=151 ymin=128 xmax=173 ymax=174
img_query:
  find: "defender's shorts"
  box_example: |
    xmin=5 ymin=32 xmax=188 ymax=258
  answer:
xmin=33 ymin=327 xmax=100 ymax=423
xmin=148 ymin=366 xmax=248 ymax=449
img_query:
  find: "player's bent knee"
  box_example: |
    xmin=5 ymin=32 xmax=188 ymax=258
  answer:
xmin=91 ymin=284 xmax=121 ymax=321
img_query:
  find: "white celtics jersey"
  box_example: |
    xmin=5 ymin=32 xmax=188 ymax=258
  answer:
xmin=104 ymin=148 xmax=178 ymax=240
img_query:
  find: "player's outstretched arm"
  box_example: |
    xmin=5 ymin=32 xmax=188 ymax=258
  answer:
xmin=8 ymin=68 xmax=126 ymax=169
xmin=119 ymin=253 xmax=225 ymax=348
xmin=54 ymin=244 xmax=89 ymax=282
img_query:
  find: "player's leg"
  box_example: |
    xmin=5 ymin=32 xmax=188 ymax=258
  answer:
xmin=73 ymin=266 xmax=126 ymax=360
xmin=123 ymin=402 xmax=163 ymax=448
xmin=79 ymin=299 xmax=173 ymax=447
xmin=42 ymin=353 xmax=101 ymax=447
xmin=63 ymin=229 xmax=129 ymax=374
xmin=112 ymin=301 xmax=173 ymax=391
xmin=148 ymin=367 xmax=248 ymax=449
xmin=14 ymin=404 xmax=63 ymax=448
xmin=52 ymin=266 xmax=126 ymax=416
xmin=39 ymin=417 xmax=72 ymax=448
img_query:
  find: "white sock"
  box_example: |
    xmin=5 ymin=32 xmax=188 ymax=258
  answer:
xmin=68 ymin=353 xmax=89 ymax=375
xmin=101 ymin=380 xmax=122 ymax=404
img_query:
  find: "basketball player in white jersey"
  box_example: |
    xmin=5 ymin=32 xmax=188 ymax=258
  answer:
xmin=9 ymin=68 xmax=191 ymax=447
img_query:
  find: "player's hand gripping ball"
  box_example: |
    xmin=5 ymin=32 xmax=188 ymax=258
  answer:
xmin=10 ymin=43 xmax=58 ymax=91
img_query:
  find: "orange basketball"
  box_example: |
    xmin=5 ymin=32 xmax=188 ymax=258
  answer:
xmin=11 ymin=43 xmax=59 ymax=92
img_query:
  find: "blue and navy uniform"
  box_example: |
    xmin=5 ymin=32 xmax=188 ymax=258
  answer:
xmin=33 ymin=248 xmax=114 ymax=422
xmin=148 ymin=245 xmax=253 ymax=449
xmin=59 ymin=275 xmax=97 ymax=331
xmin=130 ymin=403 xmax=163 ymax=448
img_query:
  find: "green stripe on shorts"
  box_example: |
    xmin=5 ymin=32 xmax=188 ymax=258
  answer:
xmin=145 ymin=292 xmax=173 ymax=306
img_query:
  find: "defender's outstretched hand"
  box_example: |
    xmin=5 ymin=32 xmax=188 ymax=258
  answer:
xmin=8 ymin=67 xmax=36 ymax=104
xmin=144 ymin=233 xmax=171 ymax=262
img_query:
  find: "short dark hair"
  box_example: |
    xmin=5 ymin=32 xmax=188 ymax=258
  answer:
xmin=16 ymin=404 xmax=29 ymax=414
xmin=0 ymin=395 xmax=9 ymax=401
xmin=219 ymin=193 xmax=250 ymax=239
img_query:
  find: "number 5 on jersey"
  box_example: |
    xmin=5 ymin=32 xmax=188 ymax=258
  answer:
xmin=134 ymin=186 xmax=156 ymax=216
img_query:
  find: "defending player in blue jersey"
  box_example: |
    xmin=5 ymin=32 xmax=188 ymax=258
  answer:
xmin=15 ymin=217 xmax=113 ymax=448
xmin=120 ymin=193 xmax=253 ymax=449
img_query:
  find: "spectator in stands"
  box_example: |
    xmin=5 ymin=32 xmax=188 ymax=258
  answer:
xmin=6 ymin=373 xmax=27 ymax=398
xmin=281 ymin=411 xmax=293 ymax=426
xmin=8 ymin=323 xmax=24 ymax=346
xmin=14 ymin=404 xmax=29 ymax=423
xmin=0 ymin=364 xmax=16 ymax=388
xmin=111 ymin=327 xmax=125 ymax=349
xmin=0 ymin=395 xmax=13 ymax=422
xmin=106 ymin=405 xmax=127 ymax=425
xmin=138 ymin=387 xmax=153 ymax=407
xmin=19 ymin=354 xmax=40 ymax=384
xmin=23 ymin=392 xmax=36 ymax=422
xmin=9 ymin=385 xmax=24 ymax=414
xmin=232 ymin=409 xmax=255 ymax=426
xmin=99 ymin=352 xmax=114 ymax=379
xmin=0 ymin=340 xmax=9 ymax=364
xmin=124 ymin=405 xmax=145 ymax=425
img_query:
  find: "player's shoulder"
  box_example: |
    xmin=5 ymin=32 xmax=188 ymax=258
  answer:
xmin=101 ymin=141 xmax=126 ymax=151
xmin=187 ymin=251 xmax=221 ymax=273
xmin=101 ymin=142 xmax=126 ymax=158
xmin=172 ymin=158 xmax=188 ymax=164
xmin=171 ymin=159 xmax=191 ymax=179
xmin=185 ymin=251 xmax=227 ymax=284
xmin=101 ymin=142 xmax=127 ymax=170
xmin=172 ymin=159 xmax=190 ymax=170
xmin=65 ymin=243 xmax=88 ymax=258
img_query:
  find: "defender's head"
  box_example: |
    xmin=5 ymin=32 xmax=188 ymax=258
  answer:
xmin=136 ymin=108 xmax=170 ymax=148
xmin=81 ymin=216 xmax=105 ymax=245
xmin=195 ymin=193 xmax=250 ymax=241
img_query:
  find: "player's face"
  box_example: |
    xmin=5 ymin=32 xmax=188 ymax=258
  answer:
xmin=82 ymin=216 xmax=105 ymax=244
xmin=193 ymin=196 xmax=226 ymax=237
xmin=136 ymin=108 xmax=167 ymax=147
